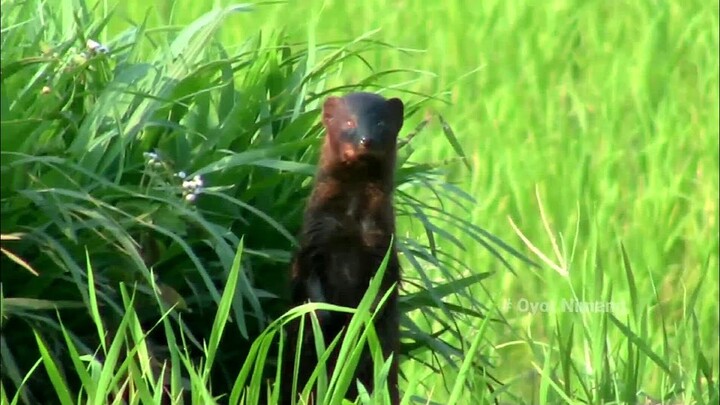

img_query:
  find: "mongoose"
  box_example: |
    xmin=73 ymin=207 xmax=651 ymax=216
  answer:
xmin=281 ymin=92 xmax=404 ymax=405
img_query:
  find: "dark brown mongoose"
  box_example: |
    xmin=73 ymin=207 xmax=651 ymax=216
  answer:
xmin=281 ymin=92 xmax=404 ymax=405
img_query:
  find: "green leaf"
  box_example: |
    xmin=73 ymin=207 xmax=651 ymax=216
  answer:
xmin=33 ymin=331 xmax=74 ymax=405
xmin=204 ymin=238 xmax=244 ymax=374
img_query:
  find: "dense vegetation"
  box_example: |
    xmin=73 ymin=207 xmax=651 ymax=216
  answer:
xmin=1 ymin=0 xmax=717 ymax=404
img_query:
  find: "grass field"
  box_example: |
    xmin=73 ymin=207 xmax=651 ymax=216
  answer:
xmin=2 ymin=0 xmax=718 ymax=404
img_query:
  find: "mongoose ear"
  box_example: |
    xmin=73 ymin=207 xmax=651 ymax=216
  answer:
xmin=322 ymin=96 xmax=343 ymax=128
xmin=386 ymin=98 xmax=405 ymax=133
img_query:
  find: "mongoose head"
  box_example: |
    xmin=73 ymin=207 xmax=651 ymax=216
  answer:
xmin=321 ymin=92 xmax=404 ymax=163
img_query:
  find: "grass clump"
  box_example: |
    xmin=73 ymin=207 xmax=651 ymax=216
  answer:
xmin=2 ymin=0 xmax=717 ymax=404
xmin=1 ymin=1 xmax=521 ymax=403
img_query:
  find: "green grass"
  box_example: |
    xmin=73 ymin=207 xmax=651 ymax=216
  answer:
xmin=1 ymin=0 xmax=718 ymax=404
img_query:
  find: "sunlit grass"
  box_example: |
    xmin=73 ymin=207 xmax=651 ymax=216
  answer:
xmin=1 ymin=0 xmax=717 ymax=404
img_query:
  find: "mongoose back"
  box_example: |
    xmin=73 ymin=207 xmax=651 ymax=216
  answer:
xmin=281 ymin=92 xmax=404 ymax=404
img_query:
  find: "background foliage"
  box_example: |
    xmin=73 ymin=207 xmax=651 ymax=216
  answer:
xmin=1 ymin=0 xmax=718 ymax=404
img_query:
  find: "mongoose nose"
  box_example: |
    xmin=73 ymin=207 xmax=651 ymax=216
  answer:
xmin=359 ymin=137 xmax=372 ymax=148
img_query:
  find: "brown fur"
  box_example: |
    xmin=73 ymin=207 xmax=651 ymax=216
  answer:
xmin=281 ymin=92 xmax=404 ymax=405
